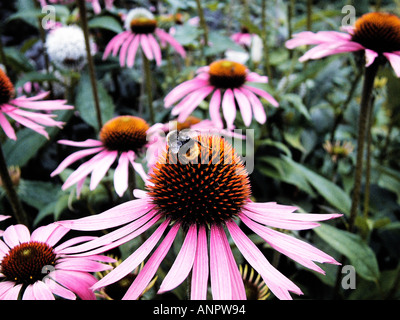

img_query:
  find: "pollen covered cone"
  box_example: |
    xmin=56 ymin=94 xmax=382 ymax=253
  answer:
xmin=351 ymin=12 xmax=400 ymax=53
xmin=147 ymin=134 xmax=251 ymax=228
xmin=99 ymin=115 xmax=149 ymax=153
xmin=208 ymin=60 xmax=247 ymax=89
xmin=1 ymin=241 xmax=56 ymax=285
xmin=130 ymin=17 xmax=157 ymax=34
xmin=0 ymin=69 xmax=15 ymax=105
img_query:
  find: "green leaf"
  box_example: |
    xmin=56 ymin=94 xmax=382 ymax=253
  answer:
xmin=88 ymin=16 xmax=123 ymax=34
xmin=17 ymin=179 xmax=60 ymax=210
xmin=259 ymin=156 xmax=351 ymax=215
xmin=75 ymin=71 xmax=115 ymax=130
xmin=282 ymin=93 xmax=311 ymax=120
xmin=15 ymin=71 xmax=59 ymax=89
xmin=315 ymin=223 xmax=380 ymax=282
xmin=204 ymin=31 xmax=245 ymax=56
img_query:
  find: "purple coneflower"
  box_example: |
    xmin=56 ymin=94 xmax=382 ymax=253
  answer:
xmin=164 ymin=60 xmax=279 ymax=130
xmin=51 ymin=115 xmax=151 ymax=197
xmin=0 ymin=223 xmax=114 ymax=300
xmin=0 ymin=69 xmax=73 ymax=140
xmin=58 ymin=134 xmax=341 ymax=300
xmin=286 ymin=12 xmax=400 ymax=76
xmin=103 ymin=8 xmax=186 ymax=67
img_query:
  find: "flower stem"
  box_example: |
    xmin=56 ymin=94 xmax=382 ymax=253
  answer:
xmin=0 ymin=144 xmax=29 ymax=226
xmin=142 ymin=52 xmax=155 ymax=124
xmin=195 ymin=0 xmax=211 ymax=64
xmin=261 ymin=0 xmax=272 ymax=79
xmin=76 ymin=0 xmax=103 ymax=129
xmin=363 ymin=95 xmax=375 ymax=219
xmin=348 ymin=61 xmax=379 ymax=233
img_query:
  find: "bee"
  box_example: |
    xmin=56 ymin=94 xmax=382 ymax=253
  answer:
xmin=166 ymin=129 xmax=204 ymax=162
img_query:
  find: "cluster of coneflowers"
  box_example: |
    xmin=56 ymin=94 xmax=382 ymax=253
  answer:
xmin=0 ymin=2 xmax=399 ymax=300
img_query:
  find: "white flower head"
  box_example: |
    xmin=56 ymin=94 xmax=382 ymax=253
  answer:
xmin=45 ymin=25 xmax=94 ymax=71
xmin=124 ymin=7 xmax=155 ymax=30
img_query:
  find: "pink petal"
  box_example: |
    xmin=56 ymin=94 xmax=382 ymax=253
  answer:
xmin=234 ymin=88 xmax=252 ymax=126
xmin=58 ymin=198 xmax=154 ymax=231
xmin=164 ymin=78 xmax=210 ymax=108
xmin=0 ymin=112 xmax=16 ymax=140
xmin=126 ymin=34 xmax=141 ymax=68
xmin=158 ymin=224 xmax=197 ymax=294
xmin=57 ymin=139 xmax=104 ymax=148
xmin=111 ymin=31 xmax=132 ymax=57
xmin=241 ymin=214 xmax=339 ymax=273
xmin=222 ymin=88 xmax=236 ymax=130
xmin=51 ymin=146 xmax=104 ymax=177
xmin=209 ymin=224 xmax=232 ymax=299
xmin=243 ymin=84 xmax=279 ymax=107
xmin=219 ymin=224 xmax=246 ymax=299
xmin=31 ymin=223 xmax=69 ymax=247
xmin=3 ymin=225 xmax=31 ymax=249
xmin=103 ymin=32 xmax=126 ymax=60
xmin=119 ymin=33 xmax=135 ymax=67
xmin=51 ymin=270 xmax=97 ymax=300
xmin=176 ymin=86 xmax=215 ymax=122
xmin=11 ymin=98 xmax=73 ymax=110
xmin=1 ymin=283 xmax=23 ymax=300
xmin=56 ymin=258 xmax=112 ymax=273
xmin=0 ymin=281 xmax=20 ymax=299
xmin=155 ymin=28 xmax=186 ymax=58
xmin=5 ymin=109 xmax=49 ymax=138
xmin=208 ymin=89 xmax=223 ymax=129
xmin=122 ymin=223 xmax=180 ymax=300
xmin=147 ymin=33 xmax=162 ymax=66
xmin=226 ymin=220 xmax=302 ymax=300
xmin=191 ymin=225 xmax=209 ymax=300
xmin=383 ymin=52 xmax=400 ymax=77
xmin=74 ymin=215 xmax=163 ymax=289
xmin=30 ymin=281 xmax=55 ymax=300
xmin=140 ymin=34 xmax=154 ymax=61
xmin=113 ymin=152 xmax=130 ymax=197
xmin=239 ymin=86 xmax=266 ymax=124
xmin=365 ymin=49 xmax=378 ymax=67
xmin=44 ymin=278 xmax=76 ymax=300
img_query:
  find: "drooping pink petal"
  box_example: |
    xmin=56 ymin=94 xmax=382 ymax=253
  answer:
xmin=12 ymin=108 xmax=63 ymax=128
xmin=246 ymin=72 xmax=268 ymax=83
xmin=218 ymin=224 xmax=246 ymax=299
xmin=176 ymin=86 xmax=215 ymax=122
xmin=52 ymin=270 xmax=97 ymax=300
xmin=126 ymin=34 xmax=141 ymax=68
xmin=0 ymin=281 xmax=20 ymax=299
xmin=61 ymin=212 xmax=160 ymax=258
xmin=56 ymin=258 xmax=112 ymax=273
xmin=222 ymin=88 xmax=236 ymax=130
xmin=44 ymin=278 xmax=76 ymax=300
xmin=51 ymin=146 xmax=104 ymax=177
xmin=61 ymin=149 xmax=112 ymax=191
xmin=0 ymin=112 xmax=16 ymax=140
xmin=170 ymin=86 xmax=210 ymax=116
xmin=103 ymin=32 xmax=128 ymax=60
xmin=158 ymin=224 xmax=197 ymax=294
xmin=208 ymin=89 xmax=223 ymax=129
xmin=140 ymin=34 xmax=154 ymax=61
xmin=239 ymin=86 xmax=266 ymax=124
xmin=285 ymin=31 xmax=352 ymax=49
xmin=147 ymin=33 xmax=162 ymax=66
xmin=209 ymin=224 xmax=232 ymax=299
xmin=5 ymin=110 xmax=49 ymax=138
xmin=226 ymin=220 xmax=302 ymax=300
xmin=113 ymin=152 xmax=130 ymax=197
xmin=240 ymin=213 xmax=340 ymax=273
xmin=191 ymin=225 xmax=209 ymax=300
xmin=58 ymin=198 xmax=154 ymax=231
xmin=233 ymin=88 xmax=252 ymax=126
xmin=111 ymin=31 xmax=132 ymax=57
xmin=11 ymin=97 xmax=73 ymax=110
xmin=155 ymin=28 xmax=186 ymax=58
xmin=383 ymin=52 xmax=400 ymax=77
xmin=123 ymin=223 xmax=180 ymax=300
xmin=243 ymin=84 xmax=279 ymax=107
xmin=119 ymin=33 xmax=135 ymax=67
xmin=57 ymin=139 xmax=104 ymax=148
xmin=164 ymin=78 xmax=210 ymax=108
xmin=365 ymin=49 xmax=379 ymax=67
xmin=88 ymin=216 xmax=166 ymax=290
xmin=298 ymin=41 xmax=364 ymax=62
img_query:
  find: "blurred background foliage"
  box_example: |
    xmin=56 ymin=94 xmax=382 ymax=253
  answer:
xmin=0 ymin=0 xmax=399 ymax=300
